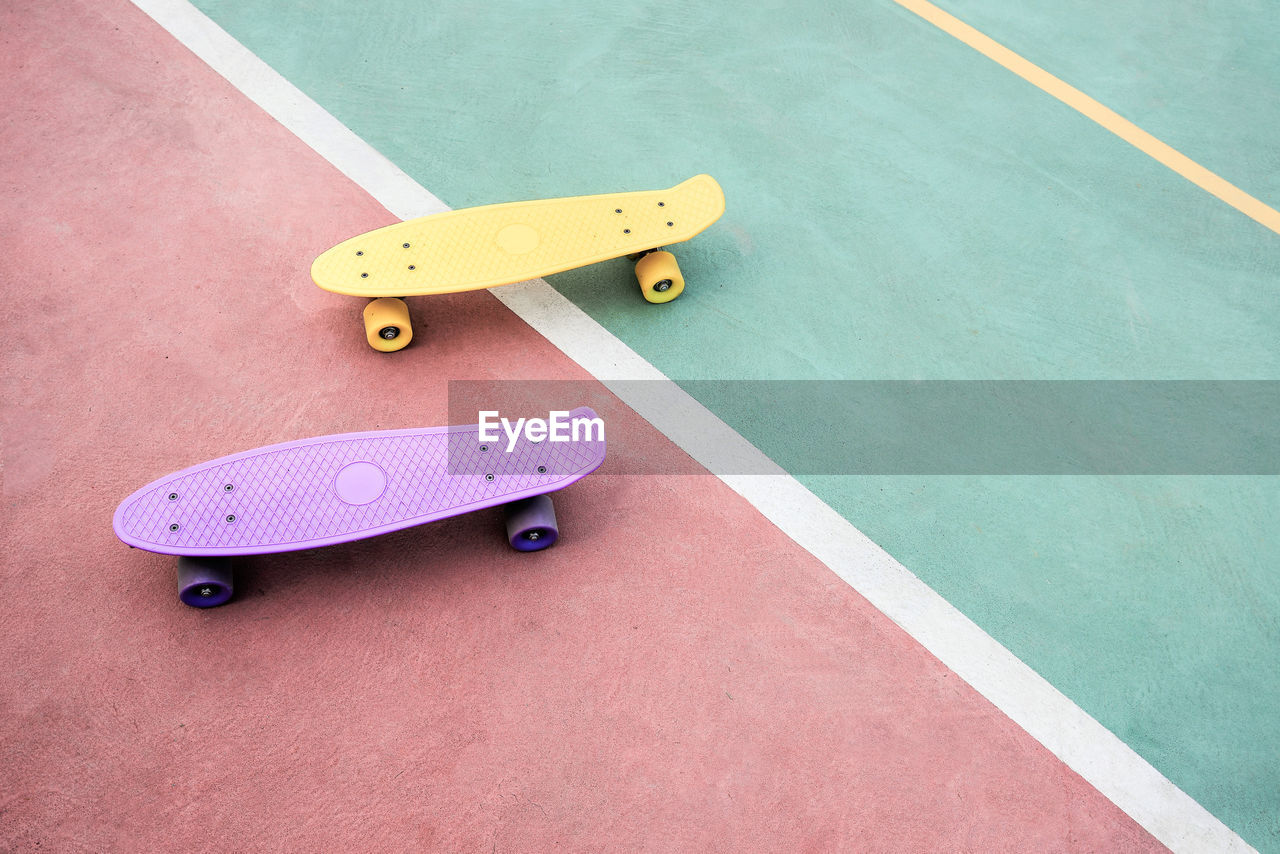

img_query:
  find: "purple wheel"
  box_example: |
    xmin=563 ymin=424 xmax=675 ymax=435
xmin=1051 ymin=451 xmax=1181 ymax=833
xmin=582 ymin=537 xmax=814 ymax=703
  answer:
xmin=504 ymin=494 xmax=558 ymax=552
xmin=177 ymin=556 xmax=234 ymax=608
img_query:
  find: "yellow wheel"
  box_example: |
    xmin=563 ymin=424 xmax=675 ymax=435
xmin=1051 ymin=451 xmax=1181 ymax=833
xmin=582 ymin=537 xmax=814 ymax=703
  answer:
xmin=362 ymin=297 xmax=412 ymax=352
xmin=635 ymin=250 xmax=684 ymax=304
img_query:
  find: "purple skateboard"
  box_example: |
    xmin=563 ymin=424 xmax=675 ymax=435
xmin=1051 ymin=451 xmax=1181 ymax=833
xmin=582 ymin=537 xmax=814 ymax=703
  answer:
xmin=114 ymin=406 xmax=606 ymax=607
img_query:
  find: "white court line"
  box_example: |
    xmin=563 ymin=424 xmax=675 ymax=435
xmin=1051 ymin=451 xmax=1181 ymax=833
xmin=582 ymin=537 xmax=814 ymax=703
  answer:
xmin=128 ymin=1 xmax=1252 ymax=850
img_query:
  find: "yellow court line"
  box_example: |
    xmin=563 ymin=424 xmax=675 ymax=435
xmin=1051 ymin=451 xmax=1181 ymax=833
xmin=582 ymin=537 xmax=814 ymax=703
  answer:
xmin=893 ymin=0 xmax=1280 ymax=237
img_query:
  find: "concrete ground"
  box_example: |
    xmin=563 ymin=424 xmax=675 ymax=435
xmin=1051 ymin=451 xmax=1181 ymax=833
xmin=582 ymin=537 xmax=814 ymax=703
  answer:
xmin=5 ymin=0 xmax=1275 ymax=850
xmin=1 ymin=1 xmax=1159 ymax=850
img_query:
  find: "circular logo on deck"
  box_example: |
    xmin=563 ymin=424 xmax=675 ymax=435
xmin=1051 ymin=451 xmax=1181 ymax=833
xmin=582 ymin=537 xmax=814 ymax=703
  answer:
xmin=334 ymin=461 xmax=387 ymax=505
xmin=496 ymin=223 xmax=539 ymax=254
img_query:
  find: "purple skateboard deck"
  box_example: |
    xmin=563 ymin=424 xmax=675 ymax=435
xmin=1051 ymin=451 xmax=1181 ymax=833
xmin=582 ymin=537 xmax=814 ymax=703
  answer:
xmin=114 ymin=406 xmax=606 ymax=606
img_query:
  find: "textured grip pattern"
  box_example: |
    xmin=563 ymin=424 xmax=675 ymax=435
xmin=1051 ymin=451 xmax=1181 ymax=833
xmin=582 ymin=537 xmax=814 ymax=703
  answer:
xmin=114 ymin=409 xmax=606 ymax=556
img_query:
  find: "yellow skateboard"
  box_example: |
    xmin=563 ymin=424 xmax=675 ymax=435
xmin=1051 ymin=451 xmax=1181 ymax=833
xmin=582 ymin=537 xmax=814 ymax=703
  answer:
xmin=311 ymin=174 xmax=725 ymax=351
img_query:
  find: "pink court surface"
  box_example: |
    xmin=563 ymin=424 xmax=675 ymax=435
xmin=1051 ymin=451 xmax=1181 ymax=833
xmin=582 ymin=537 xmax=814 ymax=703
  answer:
xmin=2 ymin=1 xmax=1165 ymax=850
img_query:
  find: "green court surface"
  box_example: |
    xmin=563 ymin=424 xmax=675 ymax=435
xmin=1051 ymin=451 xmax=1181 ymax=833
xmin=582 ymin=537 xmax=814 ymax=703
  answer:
xmin=191 ymin=0 xmax=1280 ymax=847
xmin=924 ymin=0 xmax=1280 ymax=209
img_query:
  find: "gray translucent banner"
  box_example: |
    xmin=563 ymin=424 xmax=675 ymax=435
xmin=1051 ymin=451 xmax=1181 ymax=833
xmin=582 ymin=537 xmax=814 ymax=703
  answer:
xmin=449 ymin=380 xmax=1280 ymax=475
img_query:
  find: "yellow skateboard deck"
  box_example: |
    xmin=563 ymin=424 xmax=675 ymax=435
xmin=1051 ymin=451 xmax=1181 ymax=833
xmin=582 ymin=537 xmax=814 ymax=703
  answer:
xmin=311 ymin=175 xmax=724 ymax=298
